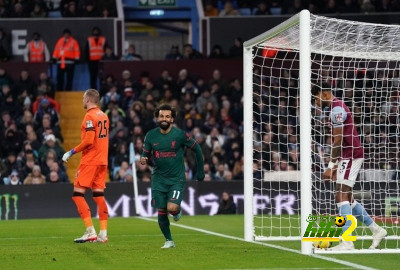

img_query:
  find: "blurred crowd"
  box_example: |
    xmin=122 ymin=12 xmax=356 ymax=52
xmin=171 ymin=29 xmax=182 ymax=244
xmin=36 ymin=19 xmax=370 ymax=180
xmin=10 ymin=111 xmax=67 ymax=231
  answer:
xmin=0 ymin=67 xmax=69 ymax=185
xmin=252 ymin=64 xmax=400 ymax=181
xmin=98 ymin=67 xmax=244 ymax=183
xmin=204 ymin=0 xmax=399 ymax=16
xmin=0 ymin=0 xmax=116 ymax=18
xmin=0 ymin=60 xmax=245 ymax=185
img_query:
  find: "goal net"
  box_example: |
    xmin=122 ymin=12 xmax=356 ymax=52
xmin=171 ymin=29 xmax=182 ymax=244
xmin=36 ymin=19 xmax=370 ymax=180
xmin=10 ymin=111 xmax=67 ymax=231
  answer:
xmin=243 ymin=10 xmax=400 ymax=254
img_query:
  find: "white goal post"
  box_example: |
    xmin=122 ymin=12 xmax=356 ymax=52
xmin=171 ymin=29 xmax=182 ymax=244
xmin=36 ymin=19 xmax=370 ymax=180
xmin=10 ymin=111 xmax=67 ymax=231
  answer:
xmin=243 ymin=10 xmax=400 ymax=255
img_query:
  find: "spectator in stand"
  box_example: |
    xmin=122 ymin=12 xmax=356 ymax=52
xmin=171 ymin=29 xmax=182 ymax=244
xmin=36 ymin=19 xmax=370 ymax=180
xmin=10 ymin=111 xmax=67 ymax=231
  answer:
xmin=37 ymin=72 xmax=56 ymax=98
xmin=165 ymin=45 xmax=182 ymax=60
xmin=229 ymin=37 xmax=243 ymax=58
xmin=182 ymin=44 xmax=203 ymax=59
xmin=81 ymin=1 xmax=100 ymax=17
xmin=23 ymin=165 xmax=46 ymax=184
xmin=34 ymin=98 xmax=60 ymax=127
xmin=360 ymin=0 xmax=376 ymax=13
xmin=52 ymin=28 xmax=81 ymax=90
xmin=9 ymin=2 xmax=27 ymax=17
xmin=101 ymin=45 xmax=118 ymax=61
xmin=0 ymin=28 xmax=12 ymax=61
xmin=219 ymin=0 xmax=240 ymax=16
xmin=38 ymin=134 xmax=65 ymax=162
xmin=114 ymin=161 xmax=133 ymax=182
xmin=287 ymin=0 xmax=303 ymax=14
xmin=36 ymin=113 xmax=63 ymax=143
xmin=254 ymin=1 xmax=269 ymax=15
xmin=13 ymin=70 xmax=37 ymax=101
xmin=339 ymin=0 xmax=360 ymax=13
xmin=24 ymin=32 xmax=50 ymax=63
xmin=324 ymin=0 xmax=339 ymax=13
xmin=121 ymin=44 xmax=142 ymax=61
xmin=208 ymin=45 xmax=227 ymax=59
xmin=204 ymin=0 xmax=219 ymax=16
xmin=32 ymin=90 xmax=60 ymax=114
xmin=30 ymin=3 xmax=47 ymax=17
xmin=85 ymin=27 xmax=107 ymax=89
xmin=46 ymin=161 xmax=69 ymax=183
xmin=0 ymin=68 xmax=13 ymax=89
xmin=62 ymin=1 xmax=80 ymax=17
xmin=217 ymin=191 xmax=237 ymax=214
xmin=1 ymin=128 xmax=23 ymax=159
xmin=3 ymin=170 xmax=22 ymax=185
xmin=3 ymin=152 xmax=23 ymax=177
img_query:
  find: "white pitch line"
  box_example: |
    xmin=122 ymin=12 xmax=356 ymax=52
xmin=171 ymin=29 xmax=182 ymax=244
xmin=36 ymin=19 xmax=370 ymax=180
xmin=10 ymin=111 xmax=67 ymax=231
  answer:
xmin=138 ymin=217 xmax=376 ymax=270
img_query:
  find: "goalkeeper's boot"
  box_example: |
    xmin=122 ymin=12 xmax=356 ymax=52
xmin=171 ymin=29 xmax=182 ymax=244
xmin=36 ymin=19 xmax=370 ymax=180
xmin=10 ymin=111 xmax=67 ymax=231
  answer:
xmin=161 ymin=240 xmax=175 ymax=249
xmin=74 ymin=228 xmax=97 ymax=243
xmin=96 ymin=233 xmax=108 ymax=243
xmin=329 ymin=241 xmax=354 ymax=251
xmin=369 ymin=227 xmax=387 ymax=249
xmin=173 ymin=210 xmax=182 ymax=222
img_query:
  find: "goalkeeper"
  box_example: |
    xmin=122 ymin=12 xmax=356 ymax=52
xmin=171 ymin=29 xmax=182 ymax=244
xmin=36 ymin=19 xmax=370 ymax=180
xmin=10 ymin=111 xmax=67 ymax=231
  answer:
xmin=312 ymin=84 xmax=387 ymax=251
xmin=140 ymin=104 xmax=205 ymax=249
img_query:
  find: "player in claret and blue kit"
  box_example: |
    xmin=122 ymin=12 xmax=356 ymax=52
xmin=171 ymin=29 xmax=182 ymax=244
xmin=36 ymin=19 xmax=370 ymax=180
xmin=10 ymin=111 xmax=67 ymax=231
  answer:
xmin=140 ymin=104 xmax=205 ymax=248
xmin=312 ymin=84 xmax=387 ymax=250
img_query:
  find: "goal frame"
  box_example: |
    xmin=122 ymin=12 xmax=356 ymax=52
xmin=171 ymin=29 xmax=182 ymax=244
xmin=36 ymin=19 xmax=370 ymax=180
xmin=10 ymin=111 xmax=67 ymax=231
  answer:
xmin=243 ymin=9 xmax=400 ymax=255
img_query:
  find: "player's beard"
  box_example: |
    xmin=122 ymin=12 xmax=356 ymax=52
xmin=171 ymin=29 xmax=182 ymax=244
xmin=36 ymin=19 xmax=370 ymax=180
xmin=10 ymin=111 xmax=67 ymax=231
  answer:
xmin=159 ymin=121 xmax=171 ymax=131
xmin=321 ymin=100 xmax=330 ymax=109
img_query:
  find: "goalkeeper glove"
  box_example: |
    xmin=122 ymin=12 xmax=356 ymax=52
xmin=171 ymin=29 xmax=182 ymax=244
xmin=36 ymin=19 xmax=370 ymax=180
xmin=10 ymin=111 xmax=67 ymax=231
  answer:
xmin=62 ymin=149 xmax=76 ymax=163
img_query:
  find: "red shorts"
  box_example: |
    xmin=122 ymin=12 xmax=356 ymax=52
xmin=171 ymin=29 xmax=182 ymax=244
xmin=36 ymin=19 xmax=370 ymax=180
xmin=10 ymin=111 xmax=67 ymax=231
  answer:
xmin=74 ymin=164 xmax=107 ymax=189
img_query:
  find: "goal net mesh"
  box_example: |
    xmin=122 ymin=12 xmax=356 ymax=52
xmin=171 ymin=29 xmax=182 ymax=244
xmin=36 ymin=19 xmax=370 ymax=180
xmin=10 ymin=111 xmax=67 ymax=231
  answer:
xmin=251 ymin=13 xmax=400 ymax=249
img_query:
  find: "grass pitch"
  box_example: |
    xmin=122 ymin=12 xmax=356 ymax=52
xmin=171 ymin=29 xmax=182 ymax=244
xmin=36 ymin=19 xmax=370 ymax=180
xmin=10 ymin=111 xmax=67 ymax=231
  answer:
xmin=0 ymin=215 xmax=397 ymax=269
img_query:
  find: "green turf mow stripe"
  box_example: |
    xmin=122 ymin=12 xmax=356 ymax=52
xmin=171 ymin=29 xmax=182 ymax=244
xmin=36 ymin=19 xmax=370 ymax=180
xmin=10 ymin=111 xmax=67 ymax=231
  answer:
xmin=139 ymin=217 xmax=376 ymax=270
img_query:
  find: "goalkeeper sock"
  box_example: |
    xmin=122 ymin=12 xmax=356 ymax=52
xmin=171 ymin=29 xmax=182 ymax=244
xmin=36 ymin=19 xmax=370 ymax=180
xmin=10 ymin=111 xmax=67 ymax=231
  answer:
xmin=338 ymin=201 xmax=352 ymax=234
xmin=351 ymin=200 xmax=373 ymax=226
xmin=158 ymin=210 xmax=172 ymax=241
xmin=93 ymin=193 xmax=108 ymax=231
xmin=72 ymin=193 xmax=93 ymax=228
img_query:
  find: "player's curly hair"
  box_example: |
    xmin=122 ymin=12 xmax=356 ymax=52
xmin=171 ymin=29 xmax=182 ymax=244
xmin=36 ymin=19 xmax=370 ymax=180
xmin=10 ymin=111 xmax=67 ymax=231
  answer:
xmin=311 ymin=82 xmax=331 ymax=96
xmin=154 ymin=104 xmax=176 ymax=118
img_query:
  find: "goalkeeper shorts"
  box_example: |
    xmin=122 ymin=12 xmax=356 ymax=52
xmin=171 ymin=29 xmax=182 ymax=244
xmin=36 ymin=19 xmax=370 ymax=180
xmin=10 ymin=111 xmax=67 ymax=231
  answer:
xmin=74 ymin=164 xmax=108 ymax=189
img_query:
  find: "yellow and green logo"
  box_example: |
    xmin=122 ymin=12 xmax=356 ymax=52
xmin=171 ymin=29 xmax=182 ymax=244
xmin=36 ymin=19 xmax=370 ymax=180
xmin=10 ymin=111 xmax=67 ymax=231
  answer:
xmin=302 ymin=214 xmax=357 ymax=242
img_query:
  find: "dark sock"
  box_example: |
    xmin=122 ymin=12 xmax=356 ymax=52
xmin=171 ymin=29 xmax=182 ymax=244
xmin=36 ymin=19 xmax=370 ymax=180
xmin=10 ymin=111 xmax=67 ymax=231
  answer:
xmin=158 ymin=210 xmax=172 ymax=241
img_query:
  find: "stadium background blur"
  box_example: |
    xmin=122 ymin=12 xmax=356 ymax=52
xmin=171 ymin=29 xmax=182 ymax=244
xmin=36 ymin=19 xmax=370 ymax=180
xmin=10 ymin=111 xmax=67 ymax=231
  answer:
xmin=0 ymin=0 xmax=399 ymax=188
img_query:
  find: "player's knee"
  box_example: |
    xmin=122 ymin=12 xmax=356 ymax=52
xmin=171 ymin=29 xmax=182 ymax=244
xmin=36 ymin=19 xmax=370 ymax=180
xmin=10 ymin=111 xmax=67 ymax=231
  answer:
xmin=167 ymin=205 xmax=179 ymax=212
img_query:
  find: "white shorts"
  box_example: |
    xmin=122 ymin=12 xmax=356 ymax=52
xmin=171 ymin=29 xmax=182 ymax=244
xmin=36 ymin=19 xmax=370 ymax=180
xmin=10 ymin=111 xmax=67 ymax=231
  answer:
xmin=336 ymin=158 xmax=364 ymax=188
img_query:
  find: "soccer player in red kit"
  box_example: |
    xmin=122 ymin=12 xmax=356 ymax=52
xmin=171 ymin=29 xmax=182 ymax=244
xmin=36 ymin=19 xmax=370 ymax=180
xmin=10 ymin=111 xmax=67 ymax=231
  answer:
xmin=62 ymin=89 xmax=109 ymax=243
xmin=313 ymin=84 xmax=387 ymax=250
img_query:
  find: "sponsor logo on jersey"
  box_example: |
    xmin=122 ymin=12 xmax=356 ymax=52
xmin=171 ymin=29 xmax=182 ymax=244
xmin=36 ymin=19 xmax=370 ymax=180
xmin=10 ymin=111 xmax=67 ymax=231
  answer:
xmin=154 ymin=151 xmax=176 ymax=158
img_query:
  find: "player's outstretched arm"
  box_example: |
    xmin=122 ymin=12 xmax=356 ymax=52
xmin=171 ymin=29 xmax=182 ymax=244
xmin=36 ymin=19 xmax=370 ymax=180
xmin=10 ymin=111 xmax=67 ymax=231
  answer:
xmin=62 ymin=131 xmax=95 ymax=163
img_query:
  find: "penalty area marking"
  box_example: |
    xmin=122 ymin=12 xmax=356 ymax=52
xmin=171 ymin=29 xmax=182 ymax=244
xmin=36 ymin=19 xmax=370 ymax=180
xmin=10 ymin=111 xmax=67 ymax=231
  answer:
xmin=138 ymin=217 xmax=376 ymax=270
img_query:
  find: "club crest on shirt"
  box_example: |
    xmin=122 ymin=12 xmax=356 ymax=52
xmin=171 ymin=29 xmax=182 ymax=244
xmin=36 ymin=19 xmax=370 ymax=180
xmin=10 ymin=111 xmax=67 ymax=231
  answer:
xmin=334 ymin=113 xmax=344 ymax=123
xmin=171 ymin=140 xmax=176 ymax=149
xmin=86 ymin=120 xmax=94 ymax=128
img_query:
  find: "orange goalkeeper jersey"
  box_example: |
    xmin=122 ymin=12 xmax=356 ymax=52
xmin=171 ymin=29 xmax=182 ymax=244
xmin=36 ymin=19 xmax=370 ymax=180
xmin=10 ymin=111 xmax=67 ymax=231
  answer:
xmin=77 ymin=107 xmax=109 ymax=165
